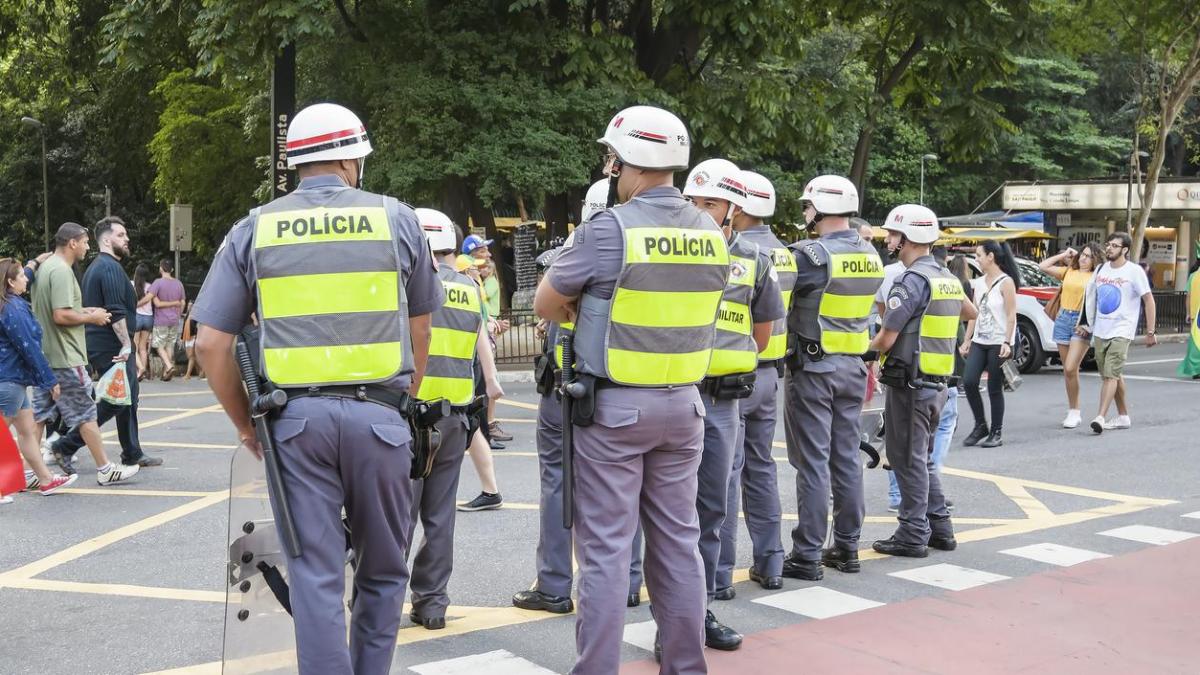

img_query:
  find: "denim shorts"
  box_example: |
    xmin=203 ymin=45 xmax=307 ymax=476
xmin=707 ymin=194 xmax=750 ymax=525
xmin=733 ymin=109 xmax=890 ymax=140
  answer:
xmin=135 ymin=313 xmax=154 ymax=333
xmin=0 ymin=381 xmax=31 ymax=418
xmin=1052 ymin=309 xmax=1084 ymax=345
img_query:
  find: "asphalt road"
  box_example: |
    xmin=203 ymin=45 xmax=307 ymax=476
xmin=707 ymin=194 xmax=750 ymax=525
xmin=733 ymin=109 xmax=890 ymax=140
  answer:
xmin=1 ymin=342 xmax=1197 ymax=674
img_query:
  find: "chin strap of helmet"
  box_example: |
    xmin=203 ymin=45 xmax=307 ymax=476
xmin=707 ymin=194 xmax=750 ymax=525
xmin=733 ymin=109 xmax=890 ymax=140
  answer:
xmin=605 ymin=159 xmax=623 ymax=208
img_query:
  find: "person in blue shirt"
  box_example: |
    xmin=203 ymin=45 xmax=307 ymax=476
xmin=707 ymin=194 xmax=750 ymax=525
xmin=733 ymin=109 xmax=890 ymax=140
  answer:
xmin=0 ymin=256 xmax=77 ymax=496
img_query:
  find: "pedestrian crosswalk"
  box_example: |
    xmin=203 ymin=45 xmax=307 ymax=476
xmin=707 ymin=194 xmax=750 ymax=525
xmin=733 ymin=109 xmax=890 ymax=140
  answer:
xmin=1098 ymin=524 xmax=1198 ymax=545
xmin=406 ymin=512 xmax=1200 ymax=672
xmin=1000 ymin=542 xmax=1111 ymax=566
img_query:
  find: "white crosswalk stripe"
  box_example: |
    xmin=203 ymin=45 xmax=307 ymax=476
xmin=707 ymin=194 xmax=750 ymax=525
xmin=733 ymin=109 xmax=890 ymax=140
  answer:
xmin=1182 ymin=511 xmax=1200 ymax=520
xmin=409 ymin=649 xmax=558 ymax=675
xmin=1099 ymin=525 xmax=1198 ymax=545
xmin=622 ymin=620 xmax=658 ymax=652
xmin=753 ymin=586 xmax=884 ymax=619
xmin=1000 ymin=543 xmax=1111 ymax=567
xmin=889 ymin=563 xmax=1010 ymax=591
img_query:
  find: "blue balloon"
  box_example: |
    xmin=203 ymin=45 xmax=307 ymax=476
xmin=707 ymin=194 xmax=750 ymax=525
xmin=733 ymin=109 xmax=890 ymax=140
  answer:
xmin=1097 ymin=284 xmax=1121 ymax=315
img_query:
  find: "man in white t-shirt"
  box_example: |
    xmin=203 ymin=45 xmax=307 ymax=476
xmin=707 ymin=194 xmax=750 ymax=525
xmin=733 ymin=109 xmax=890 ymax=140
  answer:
xmin=1081 ymin=231 xmax=1157 ymax=434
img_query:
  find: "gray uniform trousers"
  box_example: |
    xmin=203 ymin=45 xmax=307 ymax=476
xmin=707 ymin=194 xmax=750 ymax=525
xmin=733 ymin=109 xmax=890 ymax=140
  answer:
xmin=626 ymin=395 xmax=738 ymax=602
xmin=273 ymin=397 xmax=416 ymax=675
xmin=408 ymin=413 xmax=470 ymax=618
xmin=718 ymin=363 xmax=785 ymax=587
xmin=884 ymin=385 xmax=953 ymax=544
xmin=534 ymin=391 xmax=573 ymax=597
xmin=784 ymin=354 xmax=868 ymax=560
xmin=572 ymin=385 xmax=707 ymax=675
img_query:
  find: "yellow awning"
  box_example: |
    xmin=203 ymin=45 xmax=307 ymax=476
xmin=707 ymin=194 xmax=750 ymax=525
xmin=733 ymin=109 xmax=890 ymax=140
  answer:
xmin=941 ymin=228 xmax=1053 ymax=243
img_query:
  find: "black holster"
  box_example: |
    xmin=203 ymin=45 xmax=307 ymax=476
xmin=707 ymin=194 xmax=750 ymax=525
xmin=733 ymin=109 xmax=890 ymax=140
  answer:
xmin=879 ymin=356 xmax=913 ymax=389
xmin=534 ymin=353 xmax=557 ymax=396
xmin=701 ymin=372 xmax=757 ymax=400
xmin=785 ymin=333 xmax=824 ymax=370
xmin=570 ymin=374 xmax=598 ymax=427
xmin=464 ymin=394 xmax=486 ymax=437
xmin=408 ymin=398 xmax=450 ymax=479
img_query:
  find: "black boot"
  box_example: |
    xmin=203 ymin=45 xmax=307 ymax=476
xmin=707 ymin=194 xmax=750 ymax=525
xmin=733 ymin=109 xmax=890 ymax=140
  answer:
xmin=703 ymin=610 xmax=743 ymax=650
xmin=821 ymin=547 xmax=860 ymax=573
xmin=979 ymin=427 xmax=1003 ymax=448
xmin=963 ymin=422 xmax=989 ymax=446
xmin=781 ymin=554 xmax=823 ymax=581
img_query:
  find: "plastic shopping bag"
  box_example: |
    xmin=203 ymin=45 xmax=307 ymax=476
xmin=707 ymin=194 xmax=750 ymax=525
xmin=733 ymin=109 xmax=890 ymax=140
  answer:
xmin=1 ymin=424 xmax=25 ymax=496
xmin=97 ymin=363 xmax=132 ymax=406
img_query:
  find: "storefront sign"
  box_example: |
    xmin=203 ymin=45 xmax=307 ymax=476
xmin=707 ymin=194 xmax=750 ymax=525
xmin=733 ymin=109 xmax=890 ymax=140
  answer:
xmin=1003 ymin=182 xmax=1200 ymax=211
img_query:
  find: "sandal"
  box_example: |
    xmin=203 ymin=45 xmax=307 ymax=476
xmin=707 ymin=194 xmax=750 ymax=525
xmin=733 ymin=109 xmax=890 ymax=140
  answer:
xmin=162 ymin=366 xmax=175 ymax=382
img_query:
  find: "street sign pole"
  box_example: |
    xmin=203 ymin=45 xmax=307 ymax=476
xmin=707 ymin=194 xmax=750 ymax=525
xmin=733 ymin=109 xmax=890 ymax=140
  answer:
xmin=272 ymin=45 xmax=296 ymax=199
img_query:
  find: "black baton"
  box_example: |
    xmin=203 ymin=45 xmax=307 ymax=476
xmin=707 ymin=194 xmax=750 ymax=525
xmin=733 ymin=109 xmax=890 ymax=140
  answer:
xmin=558 ymin=334 xmax=585 ymax=529
xmin=235 ymin=339 xmax=302 ymax=559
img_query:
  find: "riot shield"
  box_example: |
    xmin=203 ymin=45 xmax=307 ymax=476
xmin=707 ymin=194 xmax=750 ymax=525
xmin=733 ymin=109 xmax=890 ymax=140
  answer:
xmin=222 ymin=447 xmax=297 ymax=674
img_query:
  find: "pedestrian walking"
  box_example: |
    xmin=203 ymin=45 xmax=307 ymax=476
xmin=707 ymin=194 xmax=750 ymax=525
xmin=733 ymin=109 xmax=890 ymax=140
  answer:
xmin=407 ymin=208 xmax=498 ymax=630
xmin=870 ymin=205 xmax=976 ymax=559
xmin=192 ymin=102 xmax=443 ymax=675
xmin=961 ymin=240 xmax=1021 ymax=448
xmin=51 ymin=217 xmax=161 ymax=470
xmin=781 ymin=174 xmax=884 ymax=582
xmin=1039 ymin=242 xmax=1103 ymax=427
xmin=534 ymin=105 xmax=728 ymax=674
xmin=147 ymin=259 xmax=186 ymax=381
xmin=30 ymin=222 xmax=140 ymax=485
xmin=716 ymin=170 xmax=791 ymax=600
xmin=1079 ymin=231 xmax=1157 ymax=433
xmin=0 ymin=257 xmax=76 ymax=495
xmin=1178 ymin=256 xmax=1200 ymax=379
xmin=132 ymin=263 xmax=154 ymax=380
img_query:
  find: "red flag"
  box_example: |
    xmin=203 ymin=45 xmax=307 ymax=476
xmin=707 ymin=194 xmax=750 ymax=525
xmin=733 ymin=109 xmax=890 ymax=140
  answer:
xmin=0 ymin=424 xmax=25 ymax=496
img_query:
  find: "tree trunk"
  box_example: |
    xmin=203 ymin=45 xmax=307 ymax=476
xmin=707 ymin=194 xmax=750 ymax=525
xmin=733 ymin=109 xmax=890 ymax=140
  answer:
xmin=1132 ymin=125 xmax=1170 ymax=263
xmin=848 ymin=109 xmax=877 ymax=200
xmin=466 ymin=184 xmax=497 ymax=241
xmin=543 ymin=191 xmax=570 ymax=242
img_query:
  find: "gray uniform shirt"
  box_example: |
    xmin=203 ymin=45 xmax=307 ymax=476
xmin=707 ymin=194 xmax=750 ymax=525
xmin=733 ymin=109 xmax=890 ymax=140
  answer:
xmin=882 ymin=256 xmax=938 ymax=399
xmin=191 ymin=174 xmax=443 ymax=393
xmin=744 ymin=240 xmax=785 ymax=325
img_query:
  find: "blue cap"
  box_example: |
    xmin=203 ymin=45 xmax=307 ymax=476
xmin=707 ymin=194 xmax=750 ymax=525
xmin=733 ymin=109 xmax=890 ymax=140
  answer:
xmin=462 ymin=234 xmax=493 ymax=255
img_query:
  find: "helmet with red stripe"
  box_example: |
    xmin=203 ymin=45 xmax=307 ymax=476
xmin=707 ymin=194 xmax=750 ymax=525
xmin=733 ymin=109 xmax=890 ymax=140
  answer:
xmin=286 ymin=103 xmax=373 ymax=168
xmin=684 ymin=159 xmax=747 ymax=207
xmin=597 ymin=105 xmax=689 ymax=170
xmin=740 ymin=171 xmax=776 ymax=218
xmin=415 ymin=208 xmax=457 ymax=253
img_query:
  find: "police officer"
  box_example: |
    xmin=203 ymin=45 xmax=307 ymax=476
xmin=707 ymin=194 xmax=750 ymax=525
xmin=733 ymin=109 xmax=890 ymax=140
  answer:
xmin=716 ymin=170 xmax=793 ymax=598
xmin=193 ymin=103 xmax=443 ymax=674
xmin=782 ymin=175 xmax=883 ymax=581
xmin=511 ymin=184 xmax=601 ymax=615
xmin=534 ymin=105 xmax=729 ymax=675
xmin=685 ymin=158 xmax=782 ymax=647
xmin=869 ymin=204 xmax=976 ymax=557
xmin=407 ymin=208 xmax=495 ymax=630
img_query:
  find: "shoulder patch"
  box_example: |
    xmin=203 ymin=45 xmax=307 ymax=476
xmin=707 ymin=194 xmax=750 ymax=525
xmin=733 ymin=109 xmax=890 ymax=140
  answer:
xmin=887 ymin=295 xmax=903 ymax=310
xmin=802 ymin=243 xmax=824 ymax=266
xmin=889 ymin=284 xmax=910 ymax=302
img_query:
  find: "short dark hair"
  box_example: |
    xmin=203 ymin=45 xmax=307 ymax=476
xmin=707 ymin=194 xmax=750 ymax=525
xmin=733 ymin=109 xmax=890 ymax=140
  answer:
xmin=932 ymin=245 xmax=948 ymax=263
xmin=1106 ymin=231 xmax=1132 ymax=251
xmin=54 ymin=222 xmax=88 ymax=248
xmin=95 ymin=216 xmax=126 ymax=242
xmin=159 ymin=258 xmax=174 ymax=274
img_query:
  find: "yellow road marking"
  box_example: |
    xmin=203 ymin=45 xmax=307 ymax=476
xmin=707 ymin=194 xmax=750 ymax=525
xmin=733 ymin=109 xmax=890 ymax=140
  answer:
xmin=105 ymin=439 xmax=236 ymax=450
xmin=59 ymin=487 xmax=216 ymax=498
xmin=496 ymin=398 xmax=540 ymax=411
xmin=0 ymin=490 xmax=228 ymax=582
xmin=494 ymin=417 xmax=536 ymax=424
xmin=139 ymin=406 xmax=222 ymax=413
xmin=138 ymin=390 xmax=214 ymax=399
xmin=991 ymin=481 xmax=1056 ymax=519
xmin=940 ymin=467 xmax=1177 ymax=505
xmin=6 ymin=578 xmax=225 ymax=603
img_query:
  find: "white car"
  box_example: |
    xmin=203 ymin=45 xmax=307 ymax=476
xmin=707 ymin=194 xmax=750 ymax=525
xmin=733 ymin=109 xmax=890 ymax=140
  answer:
xmin=964 ymin=257 xmax=1061 ymax=374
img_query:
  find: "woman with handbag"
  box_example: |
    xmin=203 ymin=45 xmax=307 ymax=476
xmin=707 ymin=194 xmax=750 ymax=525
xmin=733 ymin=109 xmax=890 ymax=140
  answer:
xmin=961 ymin=241 xmax=1021 ymax=448
xmin=1040 ymin=242 xmax=1103 ymax=427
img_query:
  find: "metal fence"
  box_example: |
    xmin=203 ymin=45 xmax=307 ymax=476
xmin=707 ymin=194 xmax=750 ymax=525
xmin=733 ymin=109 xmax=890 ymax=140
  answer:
xmin=1139 ymin=291 xmax=1188 ymax=335
xmin=492 ymin=309 xmax=543 ymax=366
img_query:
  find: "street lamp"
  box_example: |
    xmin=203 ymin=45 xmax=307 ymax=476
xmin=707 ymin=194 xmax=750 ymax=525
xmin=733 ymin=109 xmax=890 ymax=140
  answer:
xmin=21 ymin=116 xmax=50 ymax=250
xmin=920 ymin=153 xmax=938 ymax=206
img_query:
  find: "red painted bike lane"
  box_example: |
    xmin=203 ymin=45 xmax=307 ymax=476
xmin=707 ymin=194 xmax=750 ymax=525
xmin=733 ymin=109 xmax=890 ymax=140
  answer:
xmin=624 ymin=538 xmax=1200 ymax=674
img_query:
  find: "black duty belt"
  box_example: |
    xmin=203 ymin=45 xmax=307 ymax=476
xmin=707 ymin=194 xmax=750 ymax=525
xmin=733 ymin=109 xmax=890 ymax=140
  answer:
xmin=282 ymin=385 xmax=411 ymax=413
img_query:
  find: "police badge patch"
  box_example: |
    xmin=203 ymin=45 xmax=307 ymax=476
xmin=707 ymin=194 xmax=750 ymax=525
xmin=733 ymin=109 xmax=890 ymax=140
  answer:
xmin=730 ymin=261 xmax=748 ymax=279
xmin=887 ymin=295 xmax=903 ymax=311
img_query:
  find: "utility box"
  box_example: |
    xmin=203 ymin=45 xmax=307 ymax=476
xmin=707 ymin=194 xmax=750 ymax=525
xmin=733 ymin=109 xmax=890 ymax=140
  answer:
xmin=170 ymin=204 xmax=193 ymax=252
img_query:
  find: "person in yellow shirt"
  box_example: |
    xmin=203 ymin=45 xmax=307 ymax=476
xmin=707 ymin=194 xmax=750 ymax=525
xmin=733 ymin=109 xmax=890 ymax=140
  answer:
xmin=1039 ymin=241 xmax=1103 ymax=428
xmin=1179 ymin=254 xmax=1200 ymax=379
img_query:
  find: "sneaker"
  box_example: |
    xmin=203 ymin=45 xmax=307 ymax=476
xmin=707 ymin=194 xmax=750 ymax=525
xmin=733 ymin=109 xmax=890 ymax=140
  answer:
xmin=1103 ymin=415 xmax=1131 ymax=430
xmin=40 ymin=438 xmax=55 ymax=464
xmin=38 ymin=474 xmax=77 ymax=495
xmin=488 ymin=438 xmax=506 ymax=450
xmin=52 ymin=446 xmax=77 ymax=476
xmin=0 ymin=495 xmax=12 ymax=504
xmin=946 ymin=499 xmax=956 ymax=512
xmin=488 ymin=421 xmax=513 ymax=442
xmin=97 ymin=463 xmax=140 ymax=485
xmin=457 ymin=492 xmax=502 ymax=512
xmin=1062 ymin=410 xmax=1082 ymax=429
xmin=1089 ymin=415 xmax=1105 ymax=434
xmin=25 ymin=470 xmax=39 ymax=491
xmin=135 ymin=454 xmax=164 ymax=467
xmin=887 ymin=502 xmax=900 ymax=513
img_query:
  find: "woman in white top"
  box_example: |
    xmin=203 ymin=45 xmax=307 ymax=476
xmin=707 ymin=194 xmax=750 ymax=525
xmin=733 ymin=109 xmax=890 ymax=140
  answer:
xmin=960 ymin=240 xmax=1020 ymax=448
xmin=132 ymin=264 xmax=155 ymax=381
